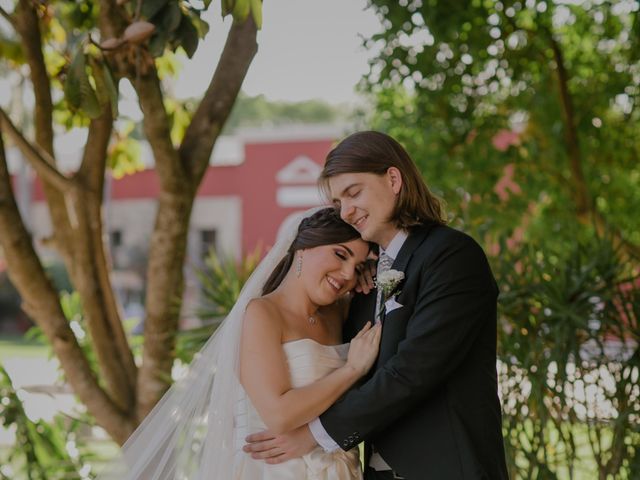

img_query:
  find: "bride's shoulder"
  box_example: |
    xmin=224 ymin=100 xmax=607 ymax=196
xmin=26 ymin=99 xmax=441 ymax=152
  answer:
xmin=243 ymin=297 xmax=284 ymax=332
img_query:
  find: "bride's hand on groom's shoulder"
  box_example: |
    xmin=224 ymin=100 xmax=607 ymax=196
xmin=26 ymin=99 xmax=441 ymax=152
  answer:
xmin=354 ymin=256 xmax=377 ymax=295
xmin=243 ymin=425 xmax=317 ymax=464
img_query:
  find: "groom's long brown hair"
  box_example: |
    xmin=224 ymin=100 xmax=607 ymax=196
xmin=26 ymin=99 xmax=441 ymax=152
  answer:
xmin=319 ymin=131 xmax=446 ymax=229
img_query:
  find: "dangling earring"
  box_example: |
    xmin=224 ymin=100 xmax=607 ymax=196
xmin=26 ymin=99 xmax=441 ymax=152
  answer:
xmin=296 ymin=255 xmax=303 ymax=277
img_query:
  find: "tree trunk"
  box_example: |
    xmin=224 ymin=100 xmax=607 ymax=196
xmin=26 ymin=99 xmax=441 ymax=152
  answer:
xmin=0 ymin=133 xmax=137 ymax=444
xmin=1 ymin=1 xmax=260 ymax=443
xmin=137 ymin=189 xmax=195 ymax=419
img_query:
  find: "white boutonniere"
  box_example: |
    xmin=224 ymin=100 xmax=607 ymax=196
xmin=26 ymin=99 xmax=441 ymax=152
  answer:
xmin=377 ymin=269 xmax=404 ymax=317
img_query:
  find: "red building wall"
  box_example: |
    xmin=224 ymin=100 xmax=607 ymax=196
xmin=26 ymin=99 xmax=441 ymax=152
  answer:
xmin=31 ymin=136 xmax=335 ymax=255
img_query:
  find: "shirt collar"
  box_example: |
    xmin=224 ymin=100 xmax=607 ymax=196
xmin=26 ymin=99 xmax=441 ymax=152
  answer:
xmin=380 ymin=230 xmax=408 ymax=261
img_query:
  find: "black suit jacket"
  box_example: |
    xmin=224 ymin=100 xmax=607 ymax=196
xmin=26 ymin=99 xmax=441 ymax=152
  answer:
xmin=319 ymin=224 xmax=509 ymax=480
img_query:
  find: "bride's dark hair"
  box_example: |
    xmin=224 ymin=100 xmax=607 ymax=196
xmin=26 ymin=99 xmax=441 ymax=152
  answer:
xmin=262 ymin=208 xmax=363 ymax=295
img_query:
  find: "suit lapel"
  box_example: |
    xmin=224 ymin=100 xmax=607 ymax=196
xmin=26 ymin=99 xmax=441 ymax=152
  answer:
xmin=389 ymin=224 xmax=433 ymax=274
xmin=376 ymin=224 xmax=436 ymax=364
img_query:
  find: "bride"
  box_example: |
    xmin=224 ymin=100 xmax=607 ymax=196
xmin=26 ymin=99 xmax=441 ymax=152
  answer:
xmin=101 ymin=207 xmax=381 ymax=479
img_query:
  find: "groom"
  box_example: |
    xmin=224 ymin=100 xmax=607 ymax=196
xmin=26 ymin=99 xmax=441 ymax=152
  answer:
xmin=245 ymin=131 xmax=509 ymax=479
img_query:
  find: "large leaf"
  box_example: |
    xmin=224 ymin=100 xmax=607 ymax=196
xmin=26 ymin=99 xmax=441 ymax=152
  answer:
xmin=186 ymin=7 xmax=210 ymax=38
xmin=221 ymin=0 xmax=234 ymax=16
xmin=250 ymin=0 xmax=262 ymax=29
xmin=88 ymin=56 xmax=119 ymax=116
xmin=232 ymin=0 xmax=250 ymax=20
xmin=64 ymin=48 xmax=101 ymax=118
xmin=149 ymin=28 xmax=170 ymax=58
xmin=161 ymin=1 xmax=183 ymax=32
xmin=101 ymin=61 xmax=120 ymax=116
xmin=141 ymin=0 xmax=171 ymax=20
xmin=63 ymin=49 xmax=84 ymax=111
xmin=175 ymin=14 xmax=199 ymax=59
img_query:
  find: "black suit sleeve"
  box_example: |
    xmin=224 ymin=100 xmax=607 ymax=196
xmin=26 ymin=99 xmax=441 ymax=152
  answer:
xmin=319 ymin=233 xmax=498 ymax=450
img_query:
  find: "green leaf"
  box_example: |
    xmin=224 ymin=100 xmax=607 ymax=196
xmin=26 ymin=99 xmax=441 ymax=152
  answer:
xmin=0 ymin=30 xmax=25 ymax=64
xmin=149 ymin=28 xmax=170 ymax=57
xmin=250 ymin=0 xmax=262 ymax=29
xmin=176 ymin=15 xmax=199 ymax=58
xmin=102 ymin=61 xmax=120 ymax=116
xmin=186 ymin=8 xmax=210 ymax=38
xmin=88 ymin=57 xmax=109 ymax=107
xmin=79 ymin=75 xmax=101 ymax=118
xmin=221 ymin=0 xmax=234 ymax=16
xmin=64 ymin=48 xmax=102 ymax=118
xmin=63 ymin=48 xmax=85 ymax=111
xmin=158 ymin=1 xmax=182 ymax=32
xmin=141 ymin=0 xmax=171 ymax=20
xmin=232 ymin=0 xmax=250 ymax=20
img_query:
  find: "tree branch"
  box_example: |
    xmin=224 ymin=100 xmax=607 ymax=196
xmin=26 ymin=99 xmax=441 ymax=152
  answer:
xmin=97 ymin=0 xmax=130 ymax=41
xmin=0 ymin=108 xmax=71 ymax=192
xmin=136 ymin=191 xmax=193 ymax=419
xmin=75 ymin=107 xmax=139 ymax=398
xmin=0 ymin=132 xmax=136 ymax=444
xmin=547 ymin=32 xmax=590 ymax=217
xmin=180 ymin=17 xmax=258 ymax=184
xmin=77 ymin=107 xmax=113 ymax=191
xmin=133 ymin=64 xmax=188 ymax=190
xmin=0 ymin=5 xmax=15 ymax=27
xmin=135 ymin=18 xmax=257 ymax=417
xmin=14 ymin=0 xmax=54 ymax=155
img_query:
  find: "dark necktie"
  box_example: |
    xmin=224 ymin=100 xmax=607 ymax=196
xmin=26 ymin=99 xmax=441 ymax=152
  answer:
xmin=375 ymin=252 xmax=393 ymax=323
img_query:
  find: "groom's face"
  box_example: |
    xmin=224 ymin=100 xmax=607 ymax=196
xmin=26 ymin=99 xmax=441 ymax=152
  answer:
xmin=328 ymin=171 xmax=400 ymax=249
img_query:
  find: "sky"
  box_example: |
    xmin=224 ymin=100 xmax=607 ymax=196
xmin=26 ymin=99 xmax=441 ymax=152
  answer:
xmin=0 ymin=0 xmax=381 ymax=111
xmin=173 ymin=0 xmax=381 ymax=104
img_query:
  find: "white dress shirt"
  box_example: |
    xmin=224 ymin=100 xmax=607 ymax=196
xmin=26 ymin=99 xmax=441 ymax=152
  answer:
xmin=309 ymin=230 xmax=409 ymax=454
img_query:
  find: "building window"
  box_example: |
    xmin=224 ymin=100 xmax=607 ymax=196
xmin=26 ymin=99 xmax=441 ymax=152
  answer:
xmin=201 ymin=229 xmax=217 ymax=261
xmin=110 ymin=230 xmax=122 ymax=248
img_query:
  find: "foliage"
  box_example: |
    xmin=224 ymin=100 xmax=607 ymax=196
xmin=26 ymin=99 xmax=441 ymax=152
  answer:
xmin=0 ymin=367 xmax=96 ymax=480
xmin=198 ymin=244 xmax=262 ymax=317
xmin=223 ymin=93 xmax=351 ymax=132
xmin=363 ymin=1 xmax=640 ymax=475
xmin=175 ymin=245 xmax=261 ymax=363
xmin=25 ymin=292 xmax=102 ymax=385
xmin=0 ymin=263 xmax=71 ymax=330
xmin=362 ymin=0 xmax=640 ymax=252
xmin=495 ymin=230 xmax=640 ymax=478
xmin=58 ymin=0 xmax=261 ymax=120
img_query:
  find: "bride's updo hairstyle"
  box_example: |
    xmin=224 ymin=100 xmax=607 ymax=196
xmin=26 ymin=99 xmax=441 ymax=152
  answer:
xmin=262 ymin=208 xmax=362 ymax=295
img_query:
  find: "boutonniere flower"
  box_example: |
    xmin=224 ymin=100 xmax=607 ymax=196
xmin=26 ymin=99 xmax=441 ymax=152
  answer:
xmin=377 ymin=269 xmax=404 ymax=317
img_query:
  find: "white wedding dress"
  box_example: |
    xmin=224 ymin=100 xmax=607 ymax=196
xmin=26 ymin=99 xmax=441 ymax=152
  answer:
xmin=232 ymin=338 xmax=363 ymax=480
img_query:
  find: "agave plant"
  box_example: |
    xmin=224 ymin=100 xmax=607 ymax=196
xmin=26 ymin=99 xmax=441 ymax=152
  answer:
xmin=174 ymin=245 xmax=262 ymax=364
xmin=494 ymin=230 xmax=640 ymax=479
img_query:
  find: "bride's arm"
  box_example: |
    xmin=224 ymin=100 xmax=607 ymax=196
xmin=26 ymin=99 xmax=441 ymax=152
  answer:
xmin=239 ymin=299 xmax=380 ymax=435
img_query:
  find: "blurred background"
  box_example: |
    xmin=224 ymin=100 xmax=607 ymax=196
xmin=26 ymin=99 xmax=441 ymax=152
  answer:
xmin=0 ymin=0 xmax=638 ymax=478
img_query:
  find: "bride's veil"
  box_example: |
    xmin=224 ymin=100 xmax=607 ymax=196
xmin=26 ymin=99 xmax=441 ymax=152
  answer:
xmin=99 ymin=207 xmax=321 ymax=479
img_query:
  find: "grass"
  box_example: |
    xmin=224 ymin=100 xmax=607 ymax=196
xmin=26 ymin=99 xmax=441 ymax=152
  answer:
xmin=0 ymin=336 xmax=49 ymax=363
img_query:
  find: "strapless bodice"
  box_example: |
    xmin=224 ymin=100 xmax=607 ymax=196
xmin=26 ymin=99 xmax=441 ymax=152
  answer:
xmin=232 ymin=339 xmax=361 ymax=479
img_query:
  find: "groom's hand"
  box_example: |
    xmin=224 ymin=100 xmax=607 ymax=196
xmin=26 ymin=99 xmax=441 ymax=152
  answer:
xmin=355 ymin=255 xmax=377 ymax=295
xmin=243 ymin=425 xmax=317 ymax=464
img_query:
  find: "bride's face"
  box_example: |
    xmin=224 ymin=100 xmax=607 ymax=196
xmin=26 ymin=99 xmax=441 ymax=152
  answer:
xmin=301 ymin=238 xmax=370 ymax=305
